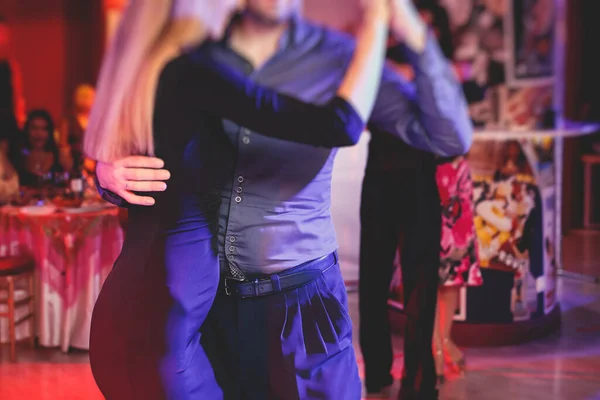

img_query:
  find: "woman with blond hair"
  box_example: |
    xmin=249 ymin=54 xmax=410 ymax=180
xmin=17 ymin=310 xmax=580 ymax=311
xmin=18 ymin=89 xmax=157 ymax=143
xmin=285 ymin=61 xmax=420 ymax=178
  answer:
xmin=86 ymin=0 xmax=391 ymax=398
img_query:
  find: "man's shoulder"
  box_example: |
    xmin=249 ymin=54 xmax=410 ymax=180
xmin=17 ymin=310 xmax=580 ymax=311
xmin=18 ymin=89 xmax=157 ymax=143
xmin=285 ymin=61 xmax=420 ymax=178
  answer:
xmin=298 ymin=20 xmax=356 ymax=52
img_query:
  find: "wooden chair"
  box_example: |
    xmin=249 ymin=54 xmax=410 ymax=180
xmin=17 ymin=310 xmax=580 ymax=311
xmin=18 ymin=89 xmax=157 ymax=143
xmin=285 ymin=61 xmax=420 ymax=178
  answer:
xmin=0 ymin=255 xmax=36 ymax=362
xmin=582 ymin=154 xmax=600 ymax=229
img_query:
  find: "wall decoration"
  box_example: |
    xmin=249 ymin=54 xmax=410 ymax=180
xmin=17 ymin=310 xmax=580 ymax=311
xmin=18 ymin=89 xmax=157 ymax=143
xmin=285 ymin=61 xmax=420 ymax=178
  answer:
xmin=505 ymin=0 xmax=555 ymax=86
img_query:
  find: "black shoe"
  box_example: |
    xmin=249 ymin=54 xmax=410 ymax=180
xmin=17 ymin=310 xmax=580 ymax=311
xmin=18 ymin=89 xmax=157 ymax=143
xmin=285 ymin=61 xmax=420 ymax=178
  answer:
xmin=436 ymin=375 xmax=445 ymax=387
xmin=397 ymin=385 xmax=416 ymax=400
xmin=365 ymin=384 xmax=393 ymax=398
xmin=418 ymin=390 xmax=439 ymax=400
xmin=366 ymin=374 xmax=394 ymax=396
xmin=398 ymin=384 xmax=438 ymax=400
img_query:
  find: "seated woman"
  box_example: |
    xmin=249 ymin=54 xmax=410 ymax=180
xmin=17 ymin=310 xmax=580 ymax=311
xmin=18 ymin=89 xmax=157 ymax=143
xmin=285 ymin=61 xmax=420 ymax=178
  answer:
xmin=15 ymin=109 xmax=61 ymax=187
xmin=0 ymin=130 xmax=18 ymax=203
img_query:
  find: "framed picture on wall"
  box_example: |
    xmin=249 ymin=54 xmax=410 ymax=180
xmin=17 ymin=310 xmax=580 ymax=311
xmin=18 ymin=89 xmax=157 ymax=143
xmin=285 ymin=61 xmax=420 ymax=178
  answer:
xmin=505 ymin=0 xmax=556 ymax=87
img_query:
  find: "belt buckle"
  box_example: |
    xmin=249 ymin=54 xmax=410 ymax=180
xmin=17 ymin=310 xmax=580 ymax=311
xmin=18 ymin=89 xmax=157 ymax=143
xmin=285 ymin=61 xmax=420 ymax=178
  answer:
xmin=250 ymin=278 xmax=261 ymax=297
xmin=224 ymin=276 xmax=244 ymax=296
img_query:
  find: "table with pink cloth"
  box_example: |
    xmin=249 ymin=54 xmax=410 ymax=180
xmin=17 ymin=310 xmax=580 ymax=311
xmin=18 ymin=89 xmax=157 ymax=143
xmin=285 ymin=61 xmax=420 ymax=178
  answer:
xmin=0 ymin=204 xmax=123 ymax=351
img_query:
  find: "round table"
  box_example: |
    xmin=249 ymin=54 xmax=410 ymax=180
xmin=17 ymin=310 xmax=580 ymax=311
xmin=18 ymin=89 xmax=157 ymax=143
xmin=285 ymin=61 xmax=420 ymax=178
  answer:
xmin=0 ymin=204 xmax=123 ymax=351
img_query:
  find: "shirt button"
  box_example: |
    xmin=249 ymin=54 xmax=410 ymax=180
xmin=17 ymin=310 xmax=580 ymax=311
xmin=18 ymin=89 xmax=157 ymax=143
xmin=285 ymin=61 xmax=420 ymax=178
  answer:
xmin=242 ymin=136 xmax=250 ymax=144
xmin=229 ymin=236 xmax=236 ymax=242
xmin=227 ymin=255 xmax=234 ymax=260
xmin=235 ymin=196 xmax=242 ymax=203
xmin=236 ymin=187 xmax=243 ymax=193
xmin=229 ymin=245 xmax=236 ymax=252
xmin=237 ymin=176 xmax=244 ymax=183
xmin=241 ymin=128 xmax=250 ymax=135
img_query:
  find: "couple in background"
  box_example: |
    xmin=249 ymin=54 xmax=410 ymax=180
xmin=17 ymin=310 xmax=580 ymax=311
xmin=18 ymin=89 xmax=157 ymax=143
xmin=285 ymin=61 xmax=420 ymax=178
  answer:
xmin=360 ymin=0 xmax=483 ymax=392
xmin=87 ymin=0 xmax=472 ymax=399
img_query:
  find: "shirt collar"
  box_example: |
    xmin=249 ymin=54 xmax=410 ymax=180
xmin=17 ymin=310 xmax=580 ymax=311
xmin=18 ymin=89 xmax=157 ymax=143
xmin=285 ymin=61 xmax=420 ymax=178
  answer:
xmin=219 ymin=12 xmax=310 ymax=52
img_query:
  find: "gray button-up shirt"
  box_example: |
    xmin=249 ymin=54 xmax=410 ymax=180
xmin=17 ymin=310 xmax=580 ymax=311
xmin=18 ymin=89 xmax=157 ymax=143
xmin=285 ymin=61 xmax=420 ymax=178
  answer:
xmin=201 ymin=19 xmax=472 ymax=275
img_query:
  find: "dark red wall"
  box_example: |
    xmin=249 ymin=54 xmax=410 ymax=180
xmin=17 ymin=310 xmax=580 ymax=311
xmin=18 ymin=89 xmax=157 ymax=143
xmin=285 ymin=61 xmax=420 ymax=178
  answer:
xmin=563 ymin=0 xmax=600 ymax=122
xmin=1 ymin=0 xmax=103 ymax=124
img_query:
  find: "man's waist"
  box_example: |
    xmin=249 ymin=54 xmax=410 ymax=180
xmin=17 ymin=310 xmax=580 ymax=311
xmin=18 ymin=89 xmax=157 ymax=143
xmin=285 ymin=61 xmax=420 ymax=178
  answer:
xmin=365 ymin=149 xmax=422 ymax=172
xmin=366 ymin=134 xmax=429 ymax=172
xmin=223 ymin=252 xmax=339 ymax=298
xmin=218 ymin=207 xmax=337 ymax=275
xmin=219 ymin=241 xmax=338 ymax=276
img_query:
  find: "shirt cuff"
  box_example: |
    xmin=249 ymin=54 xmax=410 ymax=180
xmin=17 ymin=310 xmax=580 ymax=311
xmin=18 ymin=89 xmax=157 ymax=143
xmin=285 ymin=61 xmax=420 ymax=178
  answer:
xmin=95 ymin=174 xmax=128 ymax=208
xmin=328 ymin=96 xmax=365 ymax=144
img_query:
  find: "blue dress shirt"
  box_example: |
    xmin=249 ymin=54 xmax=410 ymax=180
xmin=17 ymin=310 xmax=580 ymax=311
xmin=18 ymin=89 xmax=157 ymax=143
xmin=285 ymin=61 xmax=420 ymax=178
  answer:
xmin=201 ymin=18 xmax=473 ymax=275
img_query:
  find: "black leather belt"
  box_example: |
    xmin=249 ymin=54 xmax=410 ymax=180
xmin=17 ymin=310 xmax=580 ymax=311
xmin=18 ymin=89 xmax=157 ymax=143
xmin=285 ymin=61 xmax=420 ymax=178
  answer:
xmin=224 ymin=252 xmax=337 ymax=298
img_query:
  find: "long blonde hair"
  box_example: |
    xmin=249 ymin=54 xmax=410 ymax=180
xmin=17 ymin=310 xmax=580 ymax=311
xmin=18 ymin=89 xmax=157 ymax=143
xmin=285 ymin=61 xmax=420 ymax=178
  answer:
xmin=84 ymin=0 xmax=204 ymax=161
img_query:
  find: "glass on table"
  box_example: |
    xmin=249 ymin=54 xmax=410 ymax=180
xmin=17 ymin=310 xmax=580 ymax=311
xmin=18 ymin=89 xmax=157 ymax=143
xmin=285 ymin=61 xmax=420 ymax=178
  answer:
xmin=36 ymin=172 xmax=54 ymax=202
xmin=54 ymin=171 xmax=70 ymax=188
xmin=10 ymin=187 xmax=34 ymax=206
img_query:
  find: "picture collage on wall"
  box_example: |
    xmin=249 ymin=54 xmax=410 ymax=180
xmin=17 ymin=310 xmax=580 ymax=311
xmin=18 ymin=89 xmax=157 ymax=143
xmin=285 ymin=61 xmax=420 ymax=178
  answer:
xmin=441 ymin=0 xmax=556 ymax=129
xmin=387 ymin=0 xmax=558 ymax=323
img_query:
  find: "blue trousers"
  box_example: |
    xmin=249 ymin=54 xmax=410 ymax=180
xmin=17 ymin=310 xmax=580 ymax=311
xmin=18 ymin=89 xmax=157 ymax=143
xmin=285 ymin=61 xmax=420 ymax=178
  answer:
xmin=204 ymin=253 xmax=362 ymax=400
xmin=159 ymin=230 xmax=223 ymax=399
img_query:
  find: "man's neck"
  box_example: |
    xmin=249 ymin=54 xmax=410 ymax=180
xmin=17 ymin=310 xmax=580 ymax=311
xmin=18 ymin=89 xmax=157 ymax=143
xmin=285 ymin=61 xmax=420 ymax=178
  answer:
xmin=229 ymin=16 xmax=290 ymax=69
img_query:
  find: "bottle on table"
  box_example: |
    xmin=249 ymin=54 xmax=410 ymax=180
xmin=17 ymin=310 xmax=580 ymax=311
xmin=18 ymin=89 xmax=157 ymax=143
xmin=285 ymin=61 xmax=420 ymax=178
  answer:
xmin=69 ymin=169 xmax=84 ymax=202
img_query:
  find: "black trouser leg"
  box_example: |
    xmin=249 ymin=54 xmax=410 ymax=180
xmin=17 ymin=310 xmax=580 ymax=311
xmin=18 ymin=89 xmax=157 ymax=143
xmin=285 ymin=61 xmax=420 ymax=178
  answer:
xmin=399 ymin=162 xmax=441 ymax=399
xmin=400 ymin=242 xmax=440 ymax=398
xmin=359 ymin=172 xmax=412 ymax=392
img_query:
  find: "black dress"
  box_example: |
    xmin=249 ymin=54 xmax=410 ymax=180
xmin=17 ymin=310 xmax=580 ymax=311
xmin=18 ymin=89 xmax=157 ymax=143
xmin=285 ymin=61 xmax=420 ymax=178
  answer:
xmin=89 ymin=53 xmax=364 ymax=400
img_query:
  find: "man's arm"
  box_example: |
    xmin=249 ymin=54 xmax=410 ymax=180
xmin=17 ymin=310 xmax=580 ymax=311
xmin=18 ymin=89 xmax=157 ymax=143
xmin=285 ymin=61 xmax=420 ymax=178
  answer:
xmin=367 ymin=0 xmax=473 ymax=157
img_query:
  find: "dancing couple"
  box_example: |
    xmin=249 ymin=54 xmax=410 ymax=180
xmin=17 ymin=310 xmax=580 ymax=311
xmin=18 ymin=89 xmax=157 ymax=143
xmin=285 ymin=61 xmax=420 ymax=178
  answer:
xmin=86 ymin=0 xmax=472 ymax=399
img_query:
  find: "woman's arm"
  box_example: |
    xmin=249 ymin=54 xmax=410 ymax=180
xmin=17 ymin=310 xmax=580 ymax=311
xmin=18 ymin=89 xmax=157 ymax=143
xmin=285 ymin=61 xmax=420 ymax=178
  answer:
xmin=173 ymin=3 xmax=389 ymax=148
xmin=0 ymin=156 xmax=19 ymax=202
xmin=58 ymin=119 xmax=74 ymax=171
xmin=58 ymin=119 xmax=69 ymax=148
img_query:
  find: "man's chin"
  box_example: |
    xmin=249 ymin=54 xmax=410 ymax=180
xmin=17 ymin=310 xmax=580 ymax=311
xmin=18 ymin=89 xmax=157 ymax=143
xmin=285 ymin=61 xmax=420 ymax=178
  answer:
xmin=245 ymin=9 xmax=290 ymax=26
xmin=207 ymin=24 xmax=227 ymax=41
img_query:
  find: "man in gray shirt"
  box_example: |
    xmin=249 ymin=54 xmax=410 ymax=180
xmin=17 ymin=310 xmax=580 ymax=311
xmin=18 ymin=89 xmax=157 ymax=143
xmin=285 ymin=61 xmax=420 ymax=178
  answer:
xmin=95 ymin=0 xmax=472 ymax=398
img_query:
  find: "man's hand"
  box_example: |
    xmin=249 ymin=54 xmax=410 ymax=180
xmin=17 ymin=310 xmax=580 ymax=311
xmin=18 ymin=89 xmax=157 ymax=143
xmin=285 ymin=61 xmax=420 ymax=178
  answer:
xmin=96 ymin=156 xmax=170 ymax=206
xmin=389 ymin=0 xmax=427 ymax=53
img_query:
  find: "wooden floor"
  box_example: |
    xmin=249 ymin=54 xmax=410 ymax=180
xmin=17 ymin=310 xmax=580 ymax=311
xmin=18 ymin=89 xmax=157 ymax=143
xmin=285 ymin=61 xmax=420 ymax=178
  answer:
xmin=349 ymin=277 xmax=600 ymax=400
xmin=1 ymin=234 xmax=600 ymax=400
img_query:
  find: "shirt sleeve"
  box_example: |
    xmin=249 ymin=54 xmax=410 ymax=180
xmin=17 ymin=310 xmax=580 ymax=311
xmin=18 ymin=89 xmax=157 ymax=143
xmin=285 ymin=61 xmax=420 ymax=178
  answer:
xmin=95 ymin=174 xmax=128 ymax=208
xmin=367 ymin=32 xmax=473 ymax=157
xmin=96 ymin=52 xmax=366 ymax=206
xmin=172 ymin=53 xmax=365 ymax=148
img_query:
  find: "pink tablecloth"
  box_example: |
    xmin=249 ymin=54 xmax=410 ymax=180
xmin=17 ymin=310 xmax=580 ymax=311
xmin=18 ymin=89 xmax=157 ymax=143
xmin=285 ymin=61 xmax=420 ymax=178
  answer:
xmin=0 ymin=205 xmax=123 ymax=351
